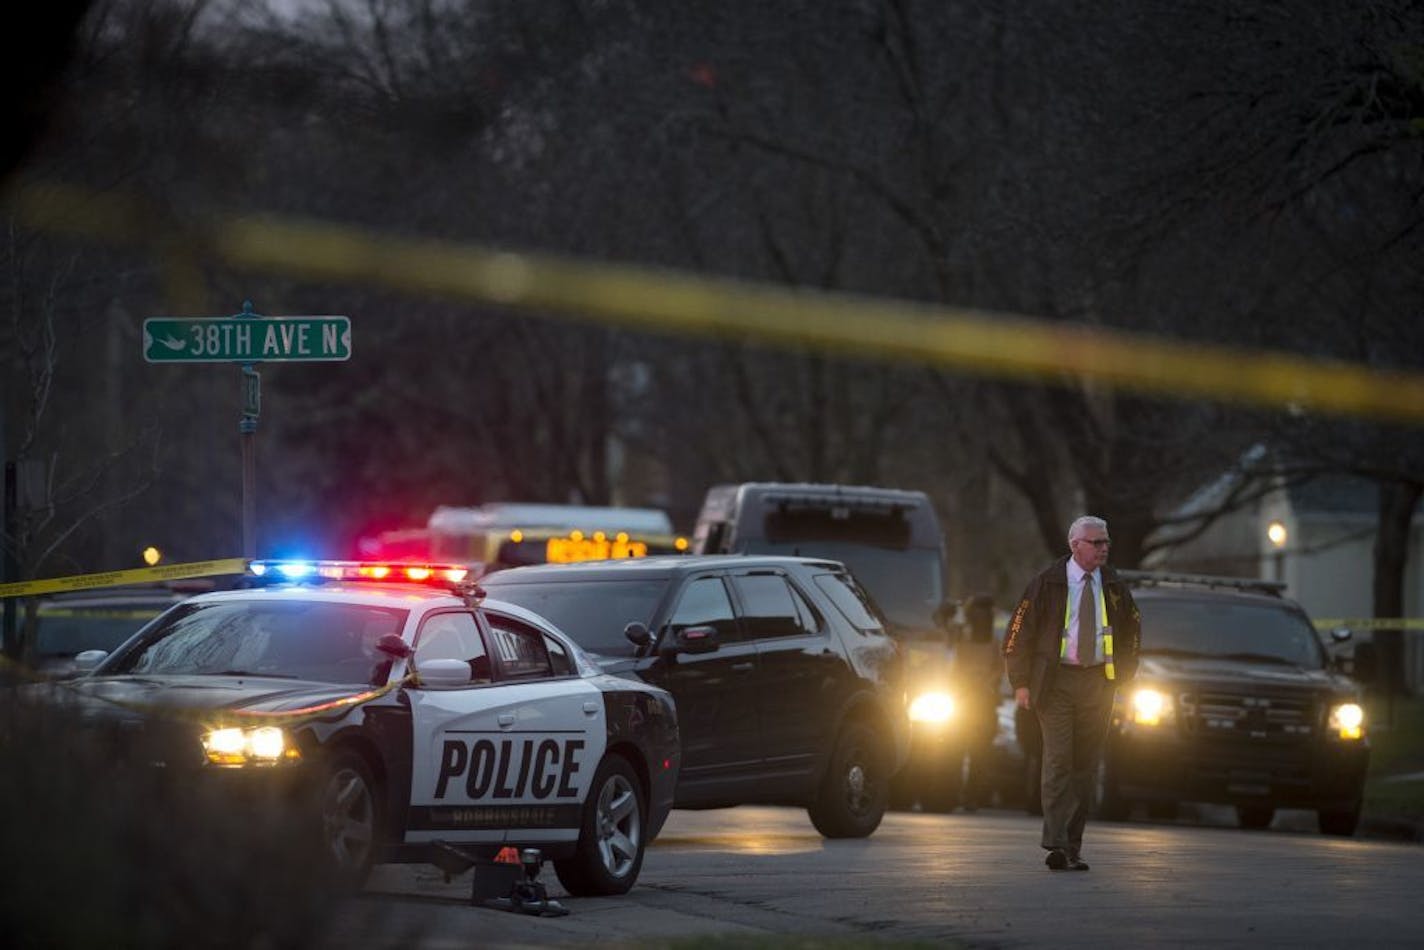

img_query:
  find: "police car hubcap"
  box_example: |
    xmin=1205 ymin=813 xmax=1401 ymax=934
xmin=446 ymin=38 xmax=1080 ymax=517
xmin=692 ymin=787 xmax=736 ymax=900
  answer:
xmin=595 ymin=774 xmax=641 ymax=877
xmin=324 ymin=768 xmax=374 ymax=869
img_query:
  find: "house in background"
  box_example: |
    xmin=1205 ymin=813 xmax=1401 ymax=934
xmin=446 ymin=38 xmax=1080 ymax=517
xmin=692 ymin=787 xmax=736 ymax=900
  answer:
xmin=1146 ymin=470 xmax=1424 ymax=693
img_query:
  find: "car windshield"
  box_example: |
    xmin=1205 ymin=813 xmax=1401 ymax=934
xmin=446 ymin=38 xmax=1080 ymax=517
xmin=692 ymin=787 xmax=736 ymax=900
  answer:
xmin=1139 ymin=596 xmax=1326 ymax=668
xmin=34 ymin=605 xmax=170 ymax=656
xmin=101 ymin=599 xmax=408 ymax=684
xmin=478 ymin=578 xmax=667 ymax=657
xmin=748 ymin=542 xmax=943 ymax=629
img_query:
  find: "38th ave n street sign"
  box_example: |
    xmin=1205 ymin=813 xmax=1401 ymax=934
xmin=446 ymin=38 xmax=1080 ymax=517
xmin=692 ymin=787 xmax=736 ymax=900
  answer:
xmin=143 ymin=316 xmax=351 ymax=363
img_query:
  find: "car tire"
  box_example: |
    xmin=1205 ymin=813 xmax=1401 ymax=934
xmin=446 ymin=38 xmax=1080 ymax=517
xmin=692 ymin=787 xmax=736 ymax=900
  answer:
xmin=1318 ymin=801 xmax=1362 ymax=837
xmin=1236 ymin=804 xmax=1275 ymax=830
xmin=554 ymin=754 xmax=646 ymax=897
xmin=317 ymin=751 xmax=381 ymax=889
xmin=808 ymin=721 xmax=889 ymax=839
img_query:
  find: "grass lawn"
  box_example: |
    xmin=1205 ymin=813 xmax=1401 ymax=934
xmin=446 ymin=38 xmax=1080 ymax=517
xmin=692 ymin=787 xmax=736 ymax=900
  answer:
xmin=1363 ymin=692 xmax=1424 ymax=822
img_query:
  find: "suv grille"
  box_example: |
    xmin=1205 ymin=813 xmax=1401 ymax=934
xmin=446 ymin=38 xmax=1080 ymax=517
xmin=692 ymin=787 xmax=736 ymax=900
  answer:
xmin=1179 ymin=690 xmax=1317 ymax=741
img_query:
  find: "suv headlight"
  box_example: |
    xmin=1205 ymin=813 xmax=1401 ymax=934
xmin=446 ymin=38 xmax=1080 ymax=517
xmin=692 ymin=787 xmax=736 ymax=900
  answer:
xmin=202 ymin=725 xmax=302 ymax=766
xmin=908 ymin=690 xmax=955 ymax=725
xmin=1128 ymin=687 xmax=1174 ymax=727
xmin=1328 ymin=702 xmax=1365 ymax=741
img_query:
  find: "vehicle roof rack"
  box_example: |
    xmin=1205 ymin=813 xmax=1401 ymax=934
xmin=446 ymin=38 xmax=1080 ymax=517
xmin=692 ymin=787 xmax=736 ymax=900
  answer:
xmin=1116 ymin=570 xmax=1286 ymax=597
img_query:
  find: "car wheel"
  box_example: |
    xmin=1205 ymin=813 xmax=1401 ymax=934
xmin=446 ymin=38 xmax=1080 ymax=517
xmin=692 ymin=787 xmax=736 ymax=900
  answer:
xmin=808 ymin=722 xmax=889 ymax=838
xmin=554 ymin=754 xmax=645 ymax=896
xmin=1318 ymin=801 xmax=1362 ymax=836
xmin=318 ymin=751 xmax=380 ymax=889
xmin=1095 ymin=757 xmax=1129 ymax=821
xmin=1235 ymin=805 xmax=1275 ymax=830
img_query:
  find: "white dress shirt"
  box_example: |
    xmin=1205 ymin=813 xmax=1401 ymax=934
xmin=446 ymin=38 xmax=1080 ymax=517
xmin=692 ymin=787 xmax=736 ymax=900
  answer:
xmin=1065 ymin=560 xmax=1102 ymax=665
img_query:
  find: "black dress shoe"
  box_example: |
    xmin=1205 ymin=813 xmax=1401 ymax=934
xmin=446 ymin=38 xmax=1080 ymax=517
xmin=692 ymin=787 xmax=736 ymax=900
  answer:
xmin=1045 ymin=849 xmax=1069 ymax=870
xmin=1067 ymin=856 xmax=1090 ymax=871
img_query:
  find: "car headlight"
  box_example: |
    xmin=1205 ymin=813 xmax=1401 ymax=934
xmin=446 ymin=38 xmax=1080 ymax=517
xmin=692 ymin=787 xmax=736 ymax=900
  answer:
xmin=1128 ymin=687 xmax=1174 ymax=727
xmin=202 ymin=725 xmax=302 ymax=766
xmin=1328 ymin=702 xmax=1365 ymax=741
xmin=908 ymin=691 xmax=955 ymax=725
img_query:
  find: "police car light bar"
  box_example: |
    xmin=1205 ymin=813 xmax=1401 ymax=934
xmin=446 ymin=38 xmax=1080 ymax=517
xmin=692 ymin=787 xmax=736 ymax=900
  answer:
xmin=249 ymin=560 xmax=471 ymax=585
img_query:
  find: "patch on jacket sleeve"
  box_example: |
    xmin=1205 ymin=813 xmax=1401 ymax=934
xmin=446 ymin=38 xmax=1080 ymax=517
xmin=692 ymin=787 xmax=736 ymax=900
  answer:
xmin=1004 ymin=598 xmax=1030 ymax=655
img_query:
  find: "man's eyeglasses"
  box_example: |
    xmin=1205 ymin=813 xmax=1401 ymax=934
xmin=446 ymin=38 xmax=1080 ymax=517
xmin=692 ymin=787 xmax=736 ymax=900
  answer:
xmin=1074 ymin=538 xmax=1111 ymax=548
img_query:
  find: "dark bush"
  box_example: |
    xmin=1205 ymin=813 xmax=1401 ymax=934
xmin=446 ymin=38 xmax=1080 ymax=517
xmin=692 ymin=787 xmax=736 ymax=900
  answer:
xmin=0 ymin=693 xmax=347 ymax=949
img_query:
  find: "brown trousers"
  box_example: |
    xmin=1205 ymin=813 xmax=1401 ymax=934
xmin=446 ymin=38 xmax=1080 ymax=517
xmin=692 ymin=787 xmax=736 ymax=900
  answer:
xmin=1035 ymin=665 xmax=1115 ymax=856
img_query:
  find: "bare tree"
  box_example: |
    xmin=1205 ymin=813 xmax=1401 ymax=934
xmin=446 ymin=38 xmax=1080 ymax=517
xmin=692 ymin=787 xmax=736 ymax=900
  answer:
xmin=0 ymin=229 xmax=165 ymax=658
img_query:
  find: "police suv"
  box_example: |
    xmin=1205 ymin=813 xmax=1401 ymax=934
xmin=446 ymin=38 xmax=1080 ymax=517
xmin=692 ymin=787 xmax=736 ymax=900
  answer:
xmin=480 ymin=554 xmax=910 ymax=838
xmin=692 ymin=483 xmax=965 ymax=811
xmin=19 ymin=561 xmax=680 ymax=894
xmin=1098 ymin=572 xmax=1369 ymax=835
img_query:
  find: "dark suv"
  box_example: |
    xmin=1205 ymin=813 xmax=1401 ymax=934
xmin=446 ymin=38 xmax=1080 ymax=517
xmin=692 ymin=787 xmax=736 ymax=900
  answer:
xmin=1096 ymin=572 xmax=1369 ymax=835
xmin=478 ymin=555 xmax=910 ymax=838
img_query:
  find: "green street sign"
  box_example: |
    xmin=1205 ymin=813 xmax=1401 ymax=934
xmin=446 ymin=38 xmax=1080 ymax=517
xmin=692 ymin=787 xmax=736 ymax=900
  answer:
xmin=143 ymin=316 xmax=351 ymax=363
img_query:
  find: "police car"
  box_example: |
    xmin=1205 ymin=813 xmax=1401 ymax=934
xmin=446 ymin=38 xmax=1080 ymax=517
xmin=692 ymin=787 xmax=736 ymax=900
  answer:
xmin=22 ymin=560 xmax=680 ymax=895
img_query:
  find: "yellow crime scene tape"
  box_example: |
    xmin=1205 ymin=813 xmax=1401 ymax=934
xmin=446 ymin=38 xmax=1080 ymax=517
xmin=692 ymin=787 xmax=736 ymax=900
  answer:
xmin=0 ymin=558 xmax=249 ymax=600
xmin=0 ymin=647 xmax=413 ymax=727
xmin=12 ymin=180 xmax=1424 ymax=425
xmin=103 ymin=674 xmax=411 ymax=729
xmin=1314 ymin=618 xmax=1424 ymax=631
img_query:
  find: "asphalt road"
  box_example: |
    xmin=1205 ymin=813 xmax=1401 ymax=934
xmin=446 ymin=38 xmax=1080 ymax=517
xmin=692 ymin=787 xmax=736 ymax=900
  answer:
xmin=346 ymin=805 xmax=1424 ymax=948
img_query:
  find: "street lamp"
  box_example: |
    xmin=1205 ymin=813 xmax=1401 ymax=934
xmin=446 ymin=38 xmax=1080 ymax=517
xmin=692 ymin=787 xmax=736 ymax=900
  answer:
xmin=1266 ymin=520 xmax=1287 ymax=583
xmin=142 ymin=546 xmax=162 ymax=566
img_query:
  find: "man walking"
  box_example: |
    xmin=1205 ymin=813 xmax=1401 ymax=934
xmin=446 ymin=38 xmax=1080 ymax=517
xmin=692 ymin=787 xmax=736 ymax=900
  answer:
xmin=1003 ymin=516 xmax=1140 ymax=871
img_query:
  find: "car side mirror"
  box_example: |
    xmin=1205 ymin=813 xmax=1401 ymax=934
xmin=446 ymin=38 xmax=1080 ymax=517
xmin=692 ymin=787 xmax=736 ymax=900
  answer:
xmin=659 ymin=625 xmax=720 ymax=658
xmin=73 ymin=650 xmax=108 ymax=674
xmin=414 ymin=658 xmax=473 ymax=687
xmin=376 ymin=633 xmax=413 ymax=659
xmin=1329 ymin=626 xmax=1353 ymax=644
xmin=624 ymin=622 xmax=652 ymax=649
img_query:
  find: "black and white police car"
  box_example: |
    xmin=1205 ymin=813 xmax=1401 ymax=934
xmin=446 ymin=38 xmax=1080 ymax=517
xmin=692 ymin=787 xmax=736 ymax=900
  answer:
xmin=20 ymin=560 xmax=680 ymax=895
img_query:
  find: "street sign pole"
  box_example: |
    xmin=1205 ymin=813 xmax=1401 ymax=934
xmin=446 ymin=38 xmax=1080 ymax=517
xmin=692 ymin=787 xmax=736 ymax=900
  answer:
xmin=238 ymin=301 xmax=261 ymax=560
xmin=144 ymin=302 xmax=350 ymax=562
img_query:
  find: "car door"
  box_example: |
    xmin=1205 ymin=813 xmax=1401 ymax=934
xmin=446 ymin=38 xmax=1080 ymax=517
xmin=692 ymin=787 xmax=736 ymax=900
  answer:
xmin=405 ymin=609 xmax=604 ymax=848
xmin=729 ymin=568 xmax=846 ymax=781
xmin=485 ymin=612 xmax=608 ymax=847
xmin=637 ymin=573 xmax=761 ymax=788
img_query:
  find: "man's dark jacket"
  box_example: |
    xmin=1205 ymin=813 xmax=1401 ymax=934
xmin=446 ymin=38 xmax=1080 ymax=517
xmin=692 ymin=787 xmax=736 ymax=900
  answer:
xmin=1003 ymin=556 xmax=1142 ymax=702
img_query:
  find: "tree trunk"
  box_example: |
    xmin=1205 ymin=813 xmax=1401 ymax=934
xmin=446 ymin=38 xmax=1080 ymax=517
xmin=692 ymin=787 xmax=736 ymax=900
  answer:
xmin=1373 ymin=480 xmax=1421 ymax=696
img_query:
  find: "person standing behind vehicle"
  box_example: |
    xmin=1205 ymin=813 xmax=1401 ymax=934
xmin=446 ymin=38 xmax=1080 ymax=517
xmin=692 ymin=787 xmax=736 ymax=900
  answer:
xmin=1003 ymin=516 xmax=1140 ymax=871
xmin=951 ymin=593 xmax=1000 ymax=811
